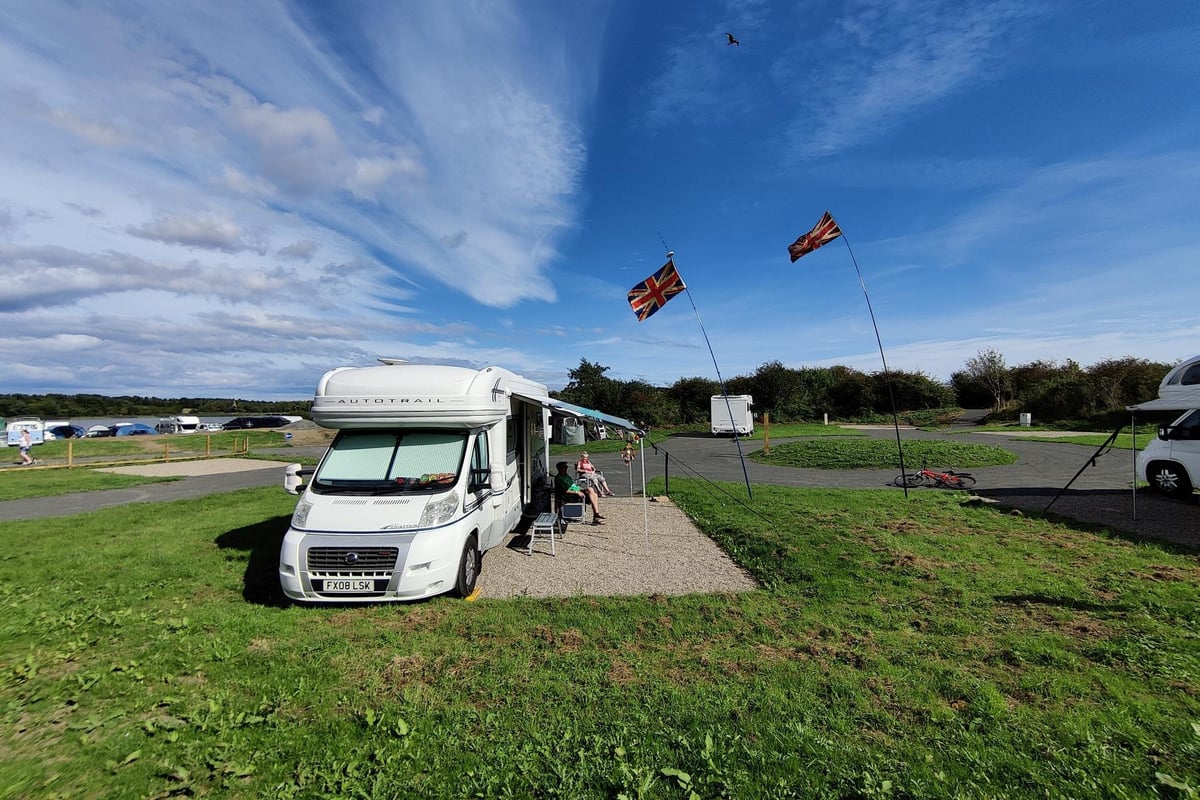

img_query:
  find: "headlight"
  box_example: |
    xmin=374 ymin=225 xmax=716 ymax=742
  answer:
xmin=419 ymin=491 xmax=460 ymax=528
xmin=291 ymin=499 xmax=313 ymax=529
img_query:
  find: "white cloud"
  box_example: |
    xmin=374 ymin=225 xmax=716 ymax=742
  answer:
xmin=779 ymin=0 xmax=1036 ymax=158
xmin=126 ymin=213 xmax=266 ymax=254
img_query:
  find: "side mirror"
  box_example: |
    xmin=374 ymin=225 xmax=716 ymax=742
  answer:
xmin=284 ymin=463 xmax=313 ymax=495
xmin=468 ymin=467 xmax=491 ymax=492
xmin=490 ymin=467 xmax=506 ymax=493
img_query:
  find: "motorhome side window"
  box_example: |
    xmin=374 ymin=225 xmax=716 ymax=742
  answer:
xmin=313 ymin=430 xmax=467 ymax=493
xmin=470 ymin=432 xmax=489 ymax=486
xmin=1175 ymin=410 xmax=1200 ymax=438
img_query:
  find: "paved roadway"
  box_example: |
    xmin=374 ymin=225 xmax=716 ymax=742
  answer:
xmin=619 ymin=427 xmax=1198 ymax=551
xmin=2 ymin=431 xmax=1196 ymax=552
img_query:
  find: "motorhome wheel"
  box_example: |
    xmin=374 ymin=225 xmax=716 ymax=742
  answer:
xmin=1147 ymin=460 xmax=1193 ymax=499
xmin=454 ymin=534 xmax=480 ymax=597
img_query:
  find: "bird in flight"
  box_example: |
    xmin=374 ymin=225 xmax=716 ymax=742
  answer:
xmin=725 ymin=32 xmax=740 ymax=46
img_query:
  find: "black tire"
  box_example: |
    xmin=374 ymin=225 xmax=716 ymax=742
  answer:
xmin=945 ymin=473 xmax=977 ymax=489
xmin=1147 ymin=461 xmax=1193 ymax=499
xmin=453 ymin=534 xmax=480 ymax=598
xmin=894 ymin=473 xmax=924 ymax=488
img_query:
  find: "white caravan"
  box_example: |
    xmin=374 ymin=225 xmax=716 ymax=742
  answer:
xmin=279 ymin=363 xmax=554 ymax=603
xmin=711 ymin=394 xmax=753 ymax=436
xmin=155 ymin=415 xmax=202 ymax=434
xmin=1132 ymin=354 xmax=1200 ymax=498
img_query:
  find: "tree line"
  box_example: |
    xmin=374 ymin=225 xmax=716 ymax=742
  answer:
xmin=0 ymin=393 xmax=310 ymax=421
xmin=554 ymin=353 xmax=1177 ymax=429
xmin=0 ymin=351 xmax=1177 ymax=429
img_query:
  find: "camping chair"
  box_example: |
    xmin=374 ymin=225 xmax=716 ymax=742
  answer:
xmin=555 ymin=483 xmax=586 ymax=530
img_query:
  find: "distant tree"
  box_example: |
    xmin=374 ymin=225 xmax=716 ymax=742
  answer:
xmin=949 ymin=371 xmax=992 ymax=409
xmin=619 ymin=380 xmax=678 ymax=427
xmin=962 ymin=348 xmax=1011 ymax=411
xmin=871 ymin=370 xmax=955 ymax=412
xmin=741 ymin=361 xmax=801 ymax=420
xmin=1019 ymin=373 xmax=1093 ymax=421
xmin=556 ymin=358 xmax=621 ymax=414
xmin=668 ymin=377 xmax=721 ymax=425
xmin=1087 ymin=357 xmax=1172 ymax=410
xmin=827 ymin=366 xmax=875 ymax=418
xmin=1010 ymin=359 xmax=1080 ymax=399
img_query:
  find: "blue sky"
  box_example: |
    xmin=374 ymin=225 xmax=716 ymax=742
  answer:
xmin=1 ymin=1 xmax=1197 ymax=400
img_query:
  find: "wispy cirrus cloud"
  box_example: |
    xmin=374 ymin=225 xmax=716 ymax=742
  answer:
xmin=777 ymin=0 xmax=1036 ymax=158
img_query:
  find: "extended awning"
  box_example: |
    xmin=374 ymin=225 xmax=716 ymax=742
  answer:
xmin=546 ymin=399 xmax=640 ymax=433
xmin=507 ymin=391 xmax=640 ymax=433
xmin=1127 ymin=391 xmax=1200 ymax=412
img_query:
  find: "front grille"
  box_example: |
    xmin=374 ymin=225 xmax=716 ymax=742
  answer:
xmin=307 ymin=547 xmax=399 ymax=572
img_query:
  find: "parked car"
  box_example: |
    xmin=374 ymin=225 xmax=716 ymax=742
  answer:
xmin=112 ymin=423 xmax=157 ymax=437
xmin=221 ymin=415 xmax=296 ymax=430
xmin=45 ymin=424 xmax=87 ymax=440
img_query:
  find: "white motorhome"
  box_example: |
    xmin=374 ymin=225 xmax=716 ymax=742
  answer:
xmin=1133 ymin=354 xmax=1200 ymax=498
xmin=279 ymin=362 xmax=556 ymax=603
xmin=711 ymin=394 xmax=753 ymax=436
xmin=155 ymin=415 xmax=202 ymax=434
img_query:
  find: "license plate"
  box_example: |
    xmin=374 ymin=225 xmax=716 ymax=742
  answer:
xmin=321 ymin=578 xmax=376 ymax=593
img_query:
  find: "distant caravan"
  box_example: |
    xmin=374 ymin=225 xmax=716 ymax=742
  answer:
xmin=155 ymin=415 xmax=201 ymax=434
xmin=711 ymin=395 xmax=753 ymax=436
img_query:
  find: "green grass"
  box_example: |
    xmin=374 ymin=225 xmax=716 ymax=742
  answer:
xmin=1 ymin=483 xmax=1197 ymax=798
xmin=0 ymin=469 xmax=178 ymax=501
xmin=752 ymin=438 xmax=1019 ymax=470
xmin=1021 ymin=434 xmax=1150 ymax=450
xmin=548 ymin=423 xmax=862 ymax=457
xmin=29 ymin=431 xmax=294 ymax=461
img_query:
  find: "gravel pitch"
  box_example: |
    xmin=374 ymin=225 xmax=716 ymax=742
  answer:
xmin=475 ymin=495 xmax=758 ymax=600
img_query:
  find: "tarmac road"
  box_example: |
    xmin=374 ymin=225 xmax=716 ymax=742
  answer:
xmin=1 ymin=432 xmax=1196 ymax=552
xmin=597 ymin=427 xmax=1198 ymax=552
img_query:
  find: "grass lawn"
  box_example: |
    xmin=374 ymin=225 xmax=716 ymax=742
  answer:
xmin=28 ymin=430 xmax=298 ymax=461
xmin=0 ymin=469 xmax=178 ymax=501
xmin=1 ymin=482 xmax=1197 ymax=798
xmin=752 ymin=438 xmax=1019 ymax=470
xmin=1020 ymin=434 xmax=1150 ymax=450
xmin=548 ymin=423 xmax=863 ymax=458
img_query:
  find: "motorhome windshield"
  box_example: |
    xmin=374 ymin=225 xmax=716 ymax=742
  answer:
xmin=313 ymin=430 xmax=467 ymax=494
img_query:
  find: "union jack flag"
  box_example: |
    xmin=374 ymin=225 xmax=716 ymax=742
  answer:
xmin=788 ymin=210 xmax=842 ymax=262
xmin=627 ymin=258 xmax=686 ymax=322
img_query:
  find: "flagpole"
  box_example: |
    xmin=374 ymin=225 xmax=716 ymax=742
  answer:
xmin=669 ymin=250 xmax=754 ymax=501
xmin=838 ymin=234 xmax=909 ymax=497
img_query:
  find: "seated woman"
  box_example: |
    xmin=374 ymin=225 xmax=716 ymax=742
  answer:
xmin=554 ymin=461 xmax=604 ymax=524
xmin=575 ymin=451 xmax=614 ymax=497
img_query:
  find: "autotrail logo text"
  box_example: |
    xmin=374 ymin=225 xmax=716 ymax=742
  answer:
xmin=334 ymin=397 xmax=445 ymax=404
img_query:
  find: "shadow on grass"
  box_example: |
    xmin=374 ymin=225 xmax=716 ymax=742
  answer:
xmin=994 ymin=593 xmax=1132 ymax=613
xmin=976 ymin=487 xmax=1199 ymax=555
xmin=216 ymin=514 xmax=291 ymax=607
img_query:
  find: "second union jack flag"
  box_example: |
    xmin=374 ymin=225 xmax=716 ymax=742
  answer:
xmin=788 ymin=211 xmax=842 ymax=262
xmin=627 ymin=258 xmax=686 ymax=322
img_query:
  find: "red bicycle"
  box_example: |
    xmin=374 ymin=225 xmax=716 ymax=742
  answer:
xmin=894 ymin=463 xmax=977 ymax=490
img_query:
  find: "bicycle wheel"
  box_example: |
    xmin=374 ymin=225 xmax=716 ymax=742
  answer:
xmin=894 ymin=473 xmax=924 ymax=488
xmin=941 ymin=473 xmax=977 ymax=490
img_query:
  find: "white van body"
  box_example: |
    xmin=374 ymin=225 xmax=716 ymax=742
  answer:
xmin=279 ymin=363 xmax=552 ymax=603
xmin=155 ymin=415 xmax=202 ymax=434
xmin=5 ymin=417 xmax=45 ymax=447
xmin=1131 ymin=354 xmax=1200 ymax=498
xmin=1137 ymin=408 xmax=1200 ymax=498
xmin=711 ymin=395 xmax=753 ymax=436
